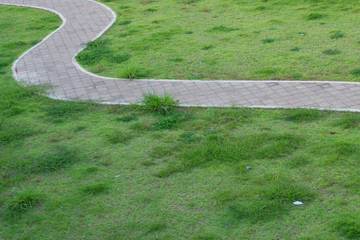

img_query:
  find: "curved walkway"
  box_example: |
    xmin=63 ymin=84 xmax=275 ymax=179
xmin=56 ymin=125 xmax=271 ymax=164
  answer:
xmin=1 ymin=0 xmax=360 ymax=111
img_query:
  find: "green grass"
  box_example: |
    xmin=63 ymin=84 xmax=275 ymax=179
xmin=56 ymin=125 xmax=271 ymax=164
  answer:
xmin=75 ymin=0 xmax=360 ymax=81
xmin=141 ymin=92 xmax=179 ymax=114
xmin=2 ymin=4 xmax=360 ymax=240
xmin=5 ymin=187 xmax=43 ymax=215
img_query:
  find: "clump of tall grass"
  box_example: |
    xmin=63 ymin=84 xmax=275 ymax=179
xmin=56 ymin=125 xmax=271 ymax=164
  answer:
xmin=141 ymin=92 xmax=178 ymax=114
xmin=6 ymin=187 xmax=43 ymax=214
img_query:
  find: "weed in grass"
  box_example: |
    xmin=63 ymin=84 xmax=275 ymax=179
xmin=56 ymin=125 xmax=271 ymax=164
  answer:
xmin=77 ymin=39 xmax=130 ymax=65
xmin=105 ymin=130 xmax=133 ymax=144
xmin=150 ymin=144 xmax=180 ymax=158
xmin=119 ymin=20 xmax=131 ymax=25
xmin=6 ymin=187 xmax=42 ymax=214
xmin=74 ymin=126 xmax=86 ymax=132
xmin=323 ymin=49 xmax=341 ymax=55
xmin=179 ymin=131 xmax=197 ymax=143
xmin=129 ymin=120 xmax=151 ymax=132
xmin=255 ymin=6 xmax=267 ymax=11
xmin=76 ymin=40 xmax=112 ymax=65
xmin=185 ymin=31 xmax=193 ymax=34
xmin=146 ymin=222 xmax=166 ymax=233
xmin=334 ymin=113 xmax=360 ymax=129
xmin=282 ymin=108 xmax=322 ymax=123
xmin=291 ymin=47 xmax=300 ymax=52
xmin=209 ymin=25 xmax=239 ymax=32
xmin=226 ymin=201 xmax=284 ymax=224
xmin=203 ymin=108 xmax=252 ymax=125
xmin=330 ymin=30 xmax=345 ymax=39
xmin=101 ymin=159 xmax=111 ymax=167
xmin=82 ymin=182 xmax=108 ymax=195
xmin=0 ymin=120 xmax=37 ymax=144
xmin=153 ymin=161 xmax=183 ymax=178
xmin=178 ymin=132 xmax=303 ymax=173
xmin=107 ymin=53 xmax=131 ymax=64
xmin=305 ymin=13 xmax=324 ymax=20
xmin=332 ymin=141 xmax=356 ymax=156
xmin=182 ymin=0 xmax=201 ymax=4
xmin=259 ymin=173 xmax=315 ymax=203
xmin=167 ymin=57 xmax=183 ymax=62
xmin=153 ymin=116 xmax=179 ymax=130
xmin=44 ymin=101 xmax=86 ymax=118
xmin=332 ymin=212 xmax=360 ymax=239
xmin=141 ymin=92 xmax=178 ymax=114
xmin=192 ymin=235 xmax=217 ymax=240
xmin=262 ymin=38 xmax=275 ymax=43
xmin=118 ymin=65 xmax=148 ymax=79
xmin=286 ymin=154 xmax=310 ymax=168
xmin=226 ymin=174 xmax=315 ymax=224
xmin=140 ymin=160 xmax=156 ymax=166
xmin=115 ymin=113 xmax=137 ymax=122
xmin=212 ymin=189 xmax=239 ymax=205
xmin=85 ymin=166 xmax=99 ymax=173
xmin=200 ymin=7 xmax=211 ymax=12
xmin=31 ymin=146 xmax=77 ymax=173
xmin=145 ymin=8 xmax=157 ymax=12
xmin=350 ymin=68 xmax=360 ymax=76
xmin=256 ymin=67 xmax=278 ymax=75
xmin=119 ymin=33 xmax=130 ymax=37
xmin=0 ymin=58 xmax=12 ymax=68
xmin=201 ymin=45 xmax=213 ymax=50
xmin=76 ymin=49 xmax=106 ymax=65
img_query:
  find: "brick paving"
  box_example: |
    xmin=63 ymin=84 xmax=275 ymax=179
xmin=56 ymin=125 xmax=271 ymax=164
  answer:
xmin=1 ymin=0 xmax=360 ymax=111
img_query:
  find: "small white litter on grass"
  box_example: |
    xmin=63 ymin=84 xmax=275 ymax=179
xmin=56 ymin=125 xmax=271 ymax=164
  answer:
xmin=246 ymin=166 xmax=252 ymax=170
xmin=115 ymin=175 xmax=120 ymax=178
xmin=293 ymin=201 xmax=303 ymax=206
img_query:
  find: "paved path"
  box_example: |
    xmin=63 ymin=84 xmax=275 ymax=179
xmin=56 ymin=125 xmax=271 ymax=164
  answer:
xmin=1 ymin=0 xmax=360 ymax=111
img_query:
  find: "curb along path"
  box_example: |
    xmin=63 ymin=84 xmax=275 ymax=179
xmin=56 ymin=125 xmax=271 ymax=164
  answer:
xmin=1 ymin=0 xmax=360 ymax=111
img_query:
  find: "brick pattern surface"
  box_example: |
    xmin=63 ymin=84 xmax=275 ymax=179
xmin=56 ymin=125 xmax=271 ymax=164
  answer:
xmin=1 ymin=0 xmax=360 ymax=111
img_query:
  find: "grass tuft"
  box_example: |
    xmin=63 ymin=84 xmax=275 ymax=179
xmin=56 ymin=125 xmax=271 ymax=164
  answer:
xmin=212 ymin=189 xmax=239 ymax=205
xmin=209 ymin=25 xmax=239 ymax=32
xmin=105 ymin=130 xmax=134 ymax=144
xmin=141 ymin=92 xmax=178 ymax=114
xmin=282 ymin=108 xmax=322 ymax=123
xmin=262 ymin=38 xmax=275 ymax=43
xmin=82 ymin=182 xmax=108 ymax=195
xmin=334 ymin=113 xmax=360 ymax=129
xmin=31 ymin=146 xmax=78 ymax=173
xmin=115 ymin=113 xmax=137 ymax=122
xmin=6 ymin=187 xmax=42 ymax=214
xmin=350 ymin=68 xmax=360 ymax=76
xmin=118 ymin=65 xmax=148 ymax=79
xmin=332 ymin=212 xmax=360 ymax=239
xmin=146 ymin=222 xmax=166 ymax=233
xmin=179 ymin=131 xmax=197 ymax=143
xmin=305 ymin=13 xmax=324 ymax=20
xmin=153 ymin=116 xmax=179 ymax=130
xmin=330 ymin=30 xmax=345 ymax=39
xmin=0 ymin=120 xmax=37 ymax=144
xmin=176 ymin=132 xmax=303 ymax=174
xmin=323 ymin=49 xmax=341 ymax=55
xmin=44 ymin=101 xmax=87 ymax=118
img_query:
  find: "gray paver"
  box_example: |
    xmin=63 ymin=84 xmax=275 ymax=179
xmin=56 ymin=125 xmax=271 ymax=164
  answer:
xmin=1 ymin=0 xmax=360 ymax=111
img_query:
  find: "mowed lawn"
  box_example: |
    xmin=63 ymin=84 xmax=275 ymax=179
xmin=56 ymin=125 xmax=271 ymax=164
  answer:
xmin=76 ymin=0 xmax=360 ymax=81
xmin=1 ymin=4 xmax=360 ymax=240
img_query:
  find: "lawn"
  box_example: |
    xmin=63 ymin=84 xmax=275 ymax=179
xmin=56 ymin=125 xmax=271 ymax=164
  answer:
xmin=76 ymin=0 xmax=360 ymax=81
xmin=1 ymin=4 xmax=360 ymax=240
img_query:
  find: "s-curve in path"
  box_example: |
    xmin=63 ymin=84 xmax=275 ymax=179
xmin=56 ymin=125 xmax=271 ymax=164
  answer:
xmin=1 ymin=0 xmax=360 ymax=111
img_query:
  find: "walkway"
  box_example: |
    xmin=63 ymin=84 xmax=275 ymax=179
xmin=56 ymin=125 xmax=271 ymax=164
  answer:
xmin=1 ymin=0 xmax=360 ymax=111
